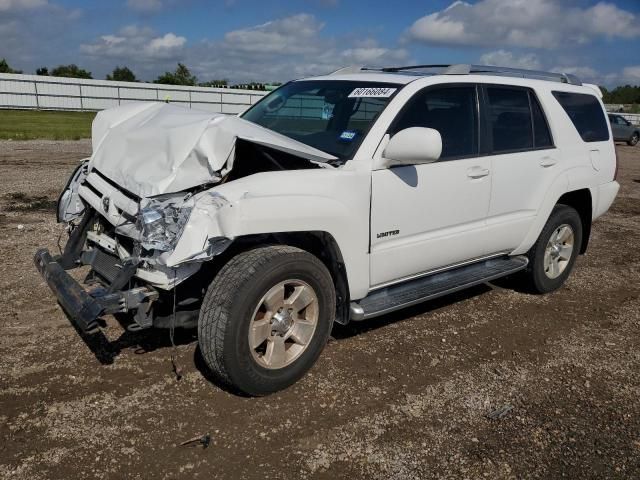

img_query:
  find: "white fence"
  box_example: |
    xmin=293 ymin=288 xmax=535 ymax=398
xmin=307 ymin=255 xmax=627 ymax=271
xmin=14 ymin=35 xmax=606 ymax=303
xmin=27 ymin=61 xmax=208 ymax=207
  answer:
xmin=0 ymin=73 xmax=268 ymax=114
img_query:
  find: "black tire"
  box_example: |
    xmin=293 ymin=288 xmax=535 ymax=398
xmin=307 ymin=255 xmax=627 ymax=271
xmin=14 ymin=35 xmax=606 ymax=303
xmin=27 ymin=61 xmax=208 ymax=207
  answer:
xmin=198 ymin=245 xmax=335 ymax=396
xmin=520 ymin=204 xmax=583 ymax=294
xmin=628 ymin=132 xmax=639 ymax=146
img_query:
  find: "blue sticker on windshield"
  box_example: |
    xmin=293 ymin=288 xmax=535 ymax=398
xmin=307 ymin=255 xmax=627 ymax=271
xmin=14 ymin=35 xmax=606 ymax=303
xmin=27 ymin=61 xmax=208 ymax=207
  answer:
xmin=340 ymin=130 xmax=357 ymax=141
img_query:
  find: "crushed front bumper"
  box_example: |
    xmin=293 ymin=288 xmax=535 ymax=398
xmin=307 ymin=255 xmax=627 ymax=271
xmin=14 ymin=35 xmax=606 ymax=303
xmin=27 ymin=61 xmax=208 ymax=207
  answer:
xmin=34 ymin=248 xmax=157 ymax=332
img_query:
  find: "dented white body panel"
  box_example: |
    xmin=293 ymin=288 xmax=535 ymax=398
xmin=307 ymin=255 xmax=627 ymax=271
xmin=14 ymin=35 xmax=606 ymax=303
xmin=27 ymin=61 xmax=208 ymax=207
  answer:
xmin=169 ymin=163 xmax=373 ymax=298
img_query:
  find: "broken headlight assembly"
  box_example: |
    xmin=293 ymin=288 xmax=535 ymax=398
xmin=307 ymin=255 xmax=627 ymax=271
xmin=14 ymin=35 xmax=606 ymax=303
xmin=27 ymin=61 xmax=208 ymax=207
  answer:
xmin=137 ymin=195 xmax=194 ymax=252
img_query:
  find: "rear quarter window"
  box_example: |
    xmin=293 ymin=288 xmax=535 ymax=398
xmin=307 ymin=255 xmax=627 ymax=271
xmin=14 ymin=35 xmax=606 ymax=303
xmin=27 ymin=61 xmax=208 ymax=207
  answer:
xmin=552 ymin=91 xmax=609 ymax=142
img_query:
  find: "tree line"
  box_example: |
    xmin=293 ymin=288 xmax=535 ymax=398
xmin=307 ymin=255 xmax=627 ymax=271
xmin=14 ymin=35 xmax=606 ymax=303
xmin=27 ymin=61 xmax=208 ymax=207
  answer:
xmin=0 ymin=58 xmax=277 ymax=90
xmin=601 ymin=85 xmax=640 ymax=106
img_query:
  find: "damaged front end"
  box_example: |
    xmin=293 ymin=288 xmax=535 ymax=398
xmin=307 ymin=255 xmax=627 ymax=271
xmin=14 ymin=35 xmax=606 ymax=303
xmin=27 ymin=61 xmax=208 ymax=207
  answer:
xmin=35 ymin=102 xmax=334 ymax=333
xmin=35 ymin=167 xmax=235 ymax=333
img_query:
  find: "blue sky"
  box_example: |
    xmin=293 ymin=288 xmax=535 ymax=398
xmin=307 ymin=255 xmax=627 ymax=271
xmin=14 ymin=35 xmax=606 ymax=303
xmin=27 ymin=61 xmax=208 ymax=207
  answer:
xmin=1 ymin=0 xmax=639 ymax=86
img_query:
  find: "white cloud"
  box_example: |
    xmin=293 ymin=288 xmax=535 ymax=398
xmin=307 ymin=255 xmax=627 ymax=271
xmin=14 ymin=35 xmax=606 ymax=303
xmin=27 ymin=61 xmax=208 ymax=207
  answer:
xmin=601 ymin=65 xmax=640 ymax=86
xmin=476 ymin=50 xmax=637 ymax=86
xmin=222 ymin=14 xmax=324 ymax=55
xmin=0 ymin=0 xmax=47 ymax=11
xmin=551 ymin=65 xmax=598 ymax=80
xmin=407 ymin=0 xmax=640 ymax=49
xmin=80 ymin=25 xmax=186 ymax=61
xmin=0 ymin=1 xmax=80 ymax=70
xmin=620 ymin=66 xmax=640 ymax=84
xmin=479 ymin=50 xmax=542 ymax=70
xmin=190 ymin=15 xmax=408 ymax=82
xmin=148 ymin=32 xmax=186 ymax=52
xmin=77 ymin=14 xmax=408 ymax=82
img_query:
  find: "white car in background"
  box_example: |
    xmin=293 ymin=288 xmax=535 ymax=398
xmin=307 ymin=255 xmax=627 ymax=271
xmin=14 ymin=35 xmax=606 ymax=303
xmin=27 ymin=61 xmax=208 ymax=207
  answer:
xmin=37 ymin=64 xmax=619 ymax=395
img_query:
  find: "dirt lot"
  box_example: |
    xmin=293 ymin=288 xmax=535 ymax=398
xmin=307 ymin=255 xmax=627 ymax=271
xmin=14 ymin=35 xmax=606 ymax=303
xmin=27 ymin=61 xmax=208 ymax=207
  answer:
xmin=0 ymin=140 xmax=639 ymax=479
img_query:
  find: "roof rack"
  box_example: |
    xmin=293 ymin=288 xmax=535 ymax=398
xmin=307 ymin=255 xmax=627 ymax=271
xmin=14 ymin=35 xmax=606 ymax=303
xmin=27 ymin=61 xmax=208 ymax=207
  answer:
xmin=330 ymin=64 xmax=582 ymax=86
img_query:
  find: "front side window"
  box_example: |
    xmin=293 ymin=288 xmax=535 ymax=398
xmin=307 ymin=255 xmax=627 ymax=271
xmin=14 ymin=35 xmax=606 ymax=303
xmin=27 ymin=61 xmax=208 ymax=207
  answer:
xmin=552 ymin=91 xmax=609 ymax=142
xmin=390 ymin=86 xmax=478 ymax=160
xmin=242 ymin=80 xmax=399 ymax=159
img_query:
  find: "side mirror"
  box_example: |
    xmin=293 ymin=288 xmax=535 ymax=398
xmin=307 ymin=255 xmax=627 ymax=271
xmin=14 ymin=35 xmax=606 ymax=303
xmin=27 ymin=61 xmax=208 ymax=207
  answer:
xmin=381 ymin=127 xmax=442 ymax=167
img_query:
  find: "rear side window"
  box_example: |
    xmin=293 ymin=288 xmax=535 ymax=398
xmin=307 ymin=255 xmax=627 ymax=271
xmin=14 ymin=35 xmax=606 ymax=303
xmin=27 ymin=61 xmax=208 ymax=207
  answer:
xmin=485 ymin=87 xmax=553 ymax=153
xmin=552 ymin=91 xmax=609 ymax=142
xmin=390 ymin=85 xmax=478 ymax=160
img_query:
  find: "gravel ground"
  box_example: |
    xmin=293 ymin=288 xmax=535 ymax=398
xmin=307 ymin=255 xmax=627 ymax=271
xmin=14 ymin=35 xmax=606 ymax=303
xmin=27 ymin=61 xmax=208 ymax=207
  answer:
xmin=1 ymin=140 xmax=639 ymax=479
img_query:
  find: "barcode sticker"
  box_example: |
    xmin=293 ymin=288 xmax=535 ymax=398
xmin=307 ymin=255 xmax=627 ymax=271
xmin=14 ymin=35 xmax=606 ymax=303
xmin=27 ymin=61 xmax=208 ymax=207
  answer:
xmin=348 ymin=87 xmax=397 ymax=98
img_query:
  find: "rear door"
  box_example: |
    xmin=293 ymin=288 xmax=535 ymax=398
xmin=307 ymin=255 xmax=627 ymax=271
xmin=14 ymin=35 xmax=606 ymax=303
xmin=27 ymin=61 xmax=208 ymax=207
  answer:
xmin=481 ymin=85 xmax=558 ymax=253
xmin=369 ymin=84 xmax=492 ymax=287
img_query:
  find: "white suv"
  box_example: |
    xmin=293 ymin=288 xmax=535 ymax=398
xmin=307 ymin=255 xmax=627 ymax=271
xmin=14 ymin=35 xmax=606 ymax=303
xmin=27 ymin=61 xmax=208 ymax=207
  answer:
xmin=36 ymin=64 xmax=619 ymax=395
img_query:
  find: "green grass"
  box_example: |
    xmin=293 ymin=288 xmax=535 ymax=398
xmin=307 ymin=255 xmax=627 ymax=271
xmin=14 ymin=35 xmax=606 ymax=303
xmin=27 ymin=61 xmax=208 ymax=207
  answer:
xmin=0 ymin=109 xmax=96 ymax=140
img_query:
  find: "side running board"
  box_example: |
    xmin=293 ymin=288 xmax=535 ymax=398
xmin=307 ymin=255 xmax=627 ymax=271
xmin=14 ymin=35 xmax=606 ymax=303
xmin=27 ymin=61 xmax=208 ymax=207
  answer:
xmin=350 ymin=256 xmax=528 ymax=321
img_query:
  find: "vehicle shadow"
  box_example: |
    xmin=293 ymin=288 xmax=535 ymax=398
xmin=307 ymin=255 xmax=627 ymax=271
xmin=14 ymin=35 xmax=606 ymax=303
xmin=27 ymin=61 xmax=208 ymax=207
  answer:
xmin=63 ymin=309 xmax=197 ymax=365
xmin=331 ymin=283 xmax=492 ymax=340
xmin=66 ymin=281 xmax=503 ymax=393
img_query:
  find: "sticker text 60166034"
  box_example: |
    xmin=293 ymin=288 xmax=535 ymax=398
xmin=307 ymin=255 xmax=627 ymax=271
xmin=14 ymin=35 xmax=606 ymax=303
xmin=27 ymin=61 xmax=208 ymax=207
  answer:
xmin=348 ymin=87 xmax=397 ymax=98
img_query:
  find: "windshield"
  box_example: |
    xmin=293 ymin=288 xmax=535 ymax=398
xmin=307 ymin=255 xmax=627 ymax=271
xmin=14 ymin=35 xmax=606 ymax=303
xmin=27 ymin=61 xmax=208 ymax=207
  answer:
xmin=242 ymin=80 xmax=400 ymax=159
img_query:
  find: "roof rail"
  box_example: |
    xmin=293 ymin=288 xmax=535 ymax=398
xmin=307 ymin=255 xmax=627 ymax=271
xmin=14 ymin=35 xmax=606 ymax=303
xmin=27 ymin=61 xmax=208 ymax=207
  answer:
xmin=329 ymin=65 xmax=367 ymax=75
xmin=377 ymin=64 xmax=582 ymax=85
xmin=328 ymin=64 xmax=582 ymax=86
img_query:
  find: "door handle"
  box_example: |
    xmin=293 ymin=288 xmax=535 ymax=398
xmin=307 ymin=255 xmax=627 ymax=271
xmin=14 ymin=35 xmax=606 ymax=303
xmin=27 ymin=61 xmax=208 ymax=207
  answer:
xmin=540 ymin=156 xmax=557 ymax=167
xmin=467 ymin=166 xmax=490 ymax=179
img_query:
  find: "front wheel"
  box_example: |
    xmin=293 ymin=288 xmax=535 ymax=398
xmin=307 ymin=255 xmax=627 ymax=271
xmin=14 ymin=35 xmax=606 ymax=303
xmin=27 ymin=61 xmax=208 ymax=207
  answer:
xmin=520 ymin=204 xmax=583 ymax=294
xmin=198 ymin=245 xmax=336 ymax=396
xmin=628 ymin=132 xmax=639 ymax=146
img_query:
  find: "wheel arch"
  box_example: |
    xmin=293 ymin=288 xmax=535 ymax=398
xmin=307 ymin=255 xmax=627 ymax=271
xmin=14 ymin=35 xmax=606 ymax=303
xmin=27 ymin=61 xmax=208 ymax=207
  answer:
xmin=206 ymin=231 xmax=352 ymax=325
xmin=556 ymin=188 xmax=592 ymax=254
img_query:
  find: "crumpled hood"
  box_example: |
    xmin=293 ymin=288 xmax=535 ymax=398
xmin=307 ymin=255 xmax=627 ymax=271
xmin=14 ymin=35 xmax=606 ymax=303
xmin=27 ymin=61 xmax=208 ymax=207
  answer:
xmin=89 ymin=102 xmax=337 ymax=198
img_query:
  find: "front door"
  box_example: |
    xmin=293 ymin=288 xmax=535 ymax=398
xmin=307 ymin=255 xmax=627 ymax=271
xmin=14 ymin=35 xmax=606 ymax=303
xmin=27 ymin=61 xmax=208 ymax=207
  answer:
xmin=370 ymin=85 xmax=492 ymax=287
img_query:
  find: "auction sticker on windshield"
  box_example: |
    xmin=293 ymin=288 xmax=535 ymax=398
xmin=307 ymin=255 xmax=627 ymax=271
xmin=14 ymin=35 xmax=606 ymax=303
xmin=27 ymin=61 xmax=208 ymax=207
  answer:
xmin=348 ymin=87 xmax=397 ymax=98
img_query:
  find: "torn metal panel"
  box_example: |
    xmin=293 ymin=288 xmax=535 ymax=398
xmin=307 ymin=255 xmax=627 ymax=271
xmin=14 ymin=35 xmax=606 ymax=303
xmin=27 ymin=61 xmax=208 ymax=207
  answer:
xmin=89 ymin=102 xmax=337 ymax=198
xmin=57 ymin=159 xmax=89 ymax=223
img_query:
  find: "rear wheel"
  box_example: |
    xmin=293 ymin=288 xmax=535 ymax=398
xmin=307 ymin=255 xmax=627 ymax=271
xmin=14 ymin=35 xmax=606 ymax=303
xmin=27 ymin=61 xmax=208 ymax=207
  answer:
xmin=520 ymin=205 xmax=583 ymax=294
xmin=628 ymin=132 xmax=639 ymax=146
xmin=198 ymin=245 xmax=335 ymax=396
